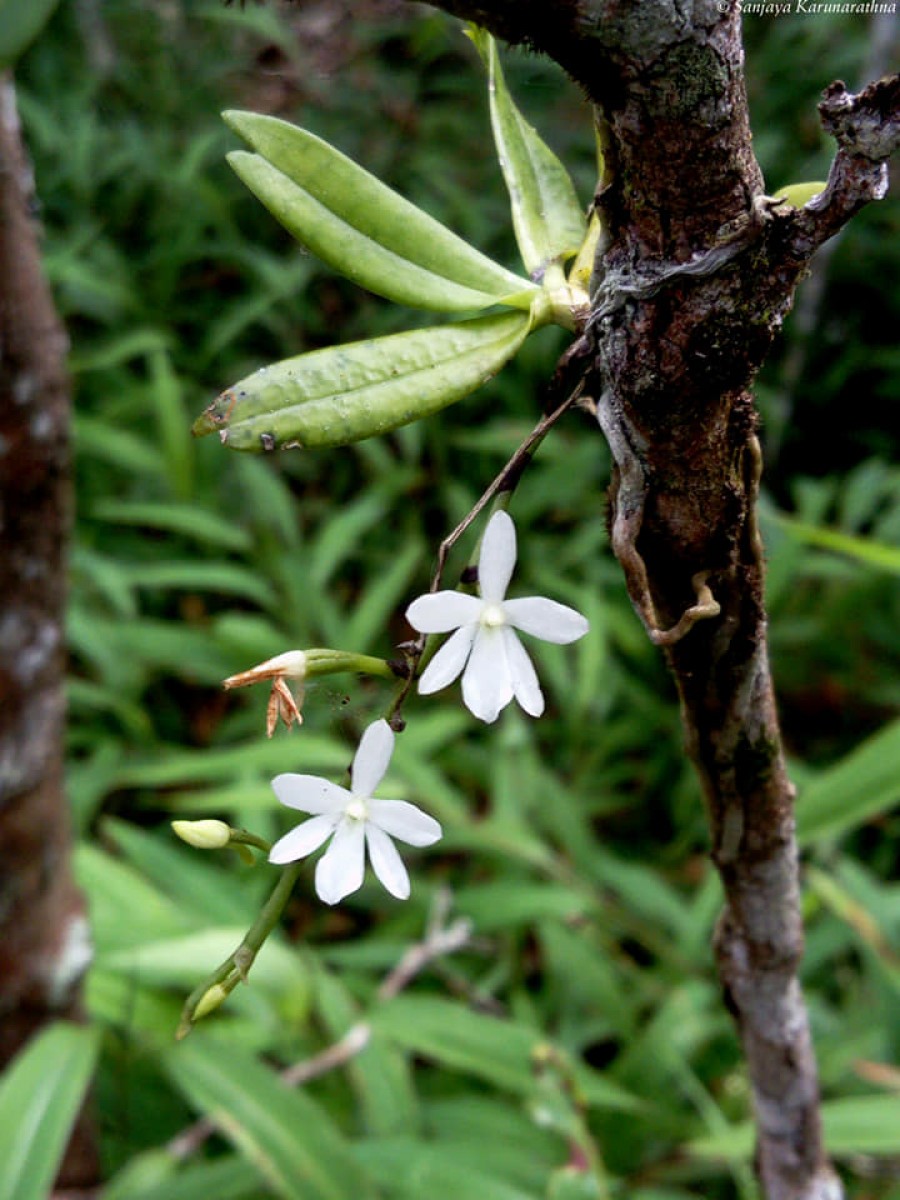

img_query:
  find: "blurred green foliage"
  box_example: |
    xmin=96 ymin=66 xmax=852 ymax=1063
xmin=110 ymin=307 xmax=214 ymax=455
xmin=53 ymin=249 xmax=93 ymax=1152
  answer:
xmin=10 ymin=2 xmax=900 ymax=1197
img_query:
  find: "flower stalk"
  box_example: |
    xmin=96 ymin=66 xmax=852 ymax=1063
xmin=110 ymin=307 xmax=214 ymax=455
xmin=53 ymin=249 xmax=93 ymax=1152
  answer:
xmin=177 ymin=860 xmax=304 ymax=1039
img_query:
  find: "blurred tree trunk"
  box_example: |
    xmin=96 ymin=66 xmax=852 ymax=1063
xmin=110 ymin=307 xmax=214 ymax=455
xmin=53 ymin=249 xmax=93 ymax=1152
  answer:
xmin=400 ymin=4 xmax=896 ymax=1199
xmin=0 ymin=71 xmax=97 ymax=1187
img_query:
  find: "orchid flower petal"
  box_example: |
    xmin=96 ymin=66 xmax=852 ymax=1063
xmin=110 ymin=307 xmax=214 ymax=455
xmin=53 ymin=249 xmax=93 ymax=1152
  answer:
xmin=503 ymin=596 xmax=590 ymax=644
xmin=462 ymin=626 xmax=513 ymax=723
xmin=502 ymin=627 xmax=545 ymax=717
xmin=406 ymin=591 xmax=482 ymax=633
xmin=271 ymin=774 xmax=350 ymax=815
xmin=366 ymin=825 xmax=411 ymax=900
xmin=477 ymin=509 xmax=517 ymax=603
xmin=315 ymin=819 xmax=366 ymax=904
xmin=351 ymin=718 xmax=394 ymax=797
xmin=368 ymin=798 xmax=443 ymax=846
xmin=268 ymin=813 xmax=339 ymax=864
xmin=417 ymin=624 xmax=477 ymax=694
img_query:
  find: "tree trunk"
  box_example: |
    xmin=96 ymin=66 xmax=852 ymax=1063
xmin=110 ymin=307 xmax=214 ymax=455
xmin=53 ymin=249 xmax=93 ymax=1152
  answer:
xmin=408 ymin=4 xmax=900 ymax=1198
xmin=0 ymin=71 xmax=97 ymax=1188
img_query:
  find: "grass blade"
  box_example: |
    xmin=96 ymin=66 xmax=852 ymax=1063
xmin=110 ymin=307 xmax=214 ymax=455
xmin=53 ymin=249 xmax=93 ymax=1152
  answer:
xmin=163 ymin=1036 xmax=377 ymax=1200
xmin=0 ymin=1023 xmax=99 ymax=1200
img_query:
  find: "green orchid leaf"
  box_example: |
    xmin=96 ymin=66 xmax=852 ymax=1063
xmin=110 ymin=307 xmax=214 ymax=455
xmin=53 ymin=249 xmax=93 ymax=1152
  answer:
xmin=469 ymin=28 xmax=586 ymax=278
xmin=224 ymin=111 xmax=535 ymax=313
xmin=194 ymin=311 xmax=532 ymax=452
xmin=772 ymin=181 xmax=828 ymax=208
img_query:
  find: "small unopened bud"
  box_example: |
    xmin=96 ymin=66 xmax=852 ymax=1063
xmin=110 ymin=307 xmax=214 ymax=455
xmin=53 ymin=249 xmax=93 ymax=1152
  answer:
xmin=193 ymin=982 xmax=229 ymax=1020
xmin=172 ymin=819 xmax=231 ymax=850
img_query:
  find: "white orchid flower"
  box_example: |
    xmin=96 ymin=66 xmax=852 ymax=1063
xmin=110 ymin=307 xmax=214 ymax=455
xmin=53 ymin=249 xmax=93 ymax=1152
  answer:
xmin=406 ymin=510 xmax=589 ymax=723
xmin=268 ymin=719 xmax=442 ymax=905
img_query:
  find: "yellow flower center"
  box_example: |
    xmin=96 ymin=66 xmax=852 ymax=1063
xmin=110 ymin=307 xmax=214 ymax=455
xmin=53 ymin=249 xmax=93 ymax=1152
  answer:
xmin=345 ymin=798 xmax=368 ymax=822
xmin=481 ymin=603 xmax=507 ymax=629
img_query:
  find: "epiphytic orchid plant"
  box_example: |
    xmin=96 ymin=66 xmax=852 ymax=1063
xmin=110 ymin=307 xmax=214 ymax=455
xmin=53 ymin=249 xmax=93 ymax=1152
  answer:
xmin=172 ymin=28 xmax=597 ymax=1036
xmin=172 ymin=25 xmax=828 ymax=1038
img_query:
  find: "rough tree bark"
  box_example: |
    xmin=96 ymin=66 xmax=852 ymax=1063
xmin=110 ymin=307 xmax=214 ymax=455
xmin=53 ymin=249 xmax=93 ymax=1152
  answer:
xmin=406 ymin=5 xmax=897 ymax=1199
xmin=0 ymin=72 xmax=97 ymax=1186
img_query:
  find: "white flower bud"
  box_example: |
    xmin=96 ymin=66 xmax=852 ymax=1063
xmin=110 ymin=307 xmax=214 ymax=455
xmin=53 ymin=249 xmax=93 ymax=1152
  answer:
xmin=171 ymin=819 xmax=231 ymax=850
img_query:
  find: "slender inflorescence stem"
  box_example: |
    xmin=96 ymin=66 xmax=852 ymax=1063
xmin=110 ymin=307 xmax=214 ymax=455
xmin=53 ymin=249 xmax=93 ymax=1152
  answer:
xmin=168 ymin=903 xmax=473 ymax=1162
xmin=191 ymin=386 xmax=585 ymax=1023
xmin=432 ymin=385 xmax=583 ymax=588
xmin=177 ymin=860 xmax=304 ymax=1037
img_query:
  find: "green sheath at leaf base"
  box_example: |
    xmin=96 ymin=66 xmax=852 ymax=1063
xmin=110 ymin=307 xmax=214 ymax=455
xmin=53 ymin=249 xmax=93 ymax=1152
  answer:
xmin=568 ymin=212 xmax=604 ymax=296
xmin=194 ymin=311 xmax=533 ymax=452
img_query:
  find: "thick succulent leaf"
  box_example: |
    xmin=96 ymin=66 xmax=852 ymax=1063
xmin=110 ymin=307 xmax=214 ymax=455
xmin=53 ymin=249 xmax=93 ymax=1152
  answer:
xmin=470 ymin=28 xmax=585 ymax=277
xmin=194 ymin=311 xmax=532 ymax=452
xmin=224 ymin=111 xmax=535 ymax=313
